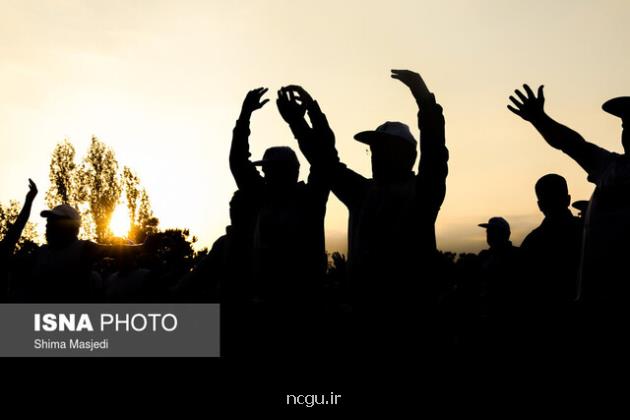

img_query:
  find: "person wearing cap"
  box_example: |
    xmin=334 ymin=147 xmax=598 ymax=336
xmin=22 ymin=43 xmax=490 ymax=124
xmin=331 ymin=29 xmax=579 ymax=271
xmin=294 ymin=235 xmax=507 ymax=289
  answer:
xmin=275 ymin=71 xmax=448 ymax=359
xmin=18 ymin=203 xmax=144 ymax=302
xmin=228 ymin=87 xmax=330 ymax=306
xmin=477 ymin=217 xmax=523 ymax=342
xmin=0 ymin=179 xmax=38 ymax=299
xmin=508 ymin=86 xmax=630 ymax=318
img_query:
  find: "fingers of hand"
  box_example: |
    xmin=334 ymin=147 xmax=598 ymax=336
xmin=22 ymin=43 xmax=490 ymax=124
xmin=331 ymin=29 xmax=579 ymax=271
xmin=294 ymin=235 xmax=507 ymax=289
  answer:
xmin=509 ymin=95 xmax=524 ymax=109
xmin=522 ymin=84 xmax=535 ymax=100
xmin=514 ymin=89 xmax=528 ymax=103
xmin=507 ymin=105 xmax=522 ymax=115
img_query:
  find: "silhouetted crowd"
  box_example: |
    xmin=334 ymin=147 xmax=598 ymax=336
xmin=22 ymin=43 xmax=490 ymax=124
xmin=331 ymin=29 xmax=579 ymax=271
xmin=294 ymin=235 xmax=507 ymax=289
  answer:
xmin=2 ymin=70 xmax=630 ymax=358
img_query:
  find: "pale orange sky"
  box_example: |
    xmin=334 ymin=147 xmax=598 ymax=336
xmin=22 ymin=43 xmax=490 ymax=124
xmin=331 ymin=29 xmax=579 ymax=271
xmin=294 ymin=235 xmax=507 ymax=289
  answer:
xmin=1 ymin=0 xmax=629 ymax=253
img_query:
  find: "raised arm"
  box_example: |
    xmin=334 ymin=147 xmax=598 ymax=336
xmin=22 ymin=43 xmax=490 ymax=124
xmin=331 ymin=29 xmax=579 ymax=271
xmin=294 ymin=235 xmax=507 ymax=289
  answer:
xmin=392 ymin=70 xmax=449 ymax=220
xmin=276 ymin=85 xmax=339 ymax=164
xmin=229 ymin=88 xmax=269 ymax=191
xmin=0 ymin=179 xmax=38 ymax=258
xmin=508 ymin=84 xmax=609 ymax=176
xmin=277 ymin=85 xmax=368 ymax=207
xmin=276 ymin=86 xmax=317 ymax=163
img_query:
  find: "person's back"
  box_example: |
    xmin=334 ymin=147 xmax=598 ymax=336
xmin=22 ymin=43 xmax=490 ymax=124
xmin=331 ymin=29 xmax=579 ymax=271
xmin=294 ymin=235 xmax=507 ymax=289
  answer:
xmin=521 ymin=212 xmax=582 ymax=302
xmin=521 ymin=174 xmax=582 ymax=306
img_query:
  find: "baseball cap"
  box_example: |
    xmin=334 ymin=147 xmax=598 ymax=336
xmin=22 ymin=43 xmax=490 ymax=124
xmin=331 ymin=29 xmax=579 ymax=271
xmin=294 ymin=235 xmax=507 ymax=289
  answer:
xmin=252 ymin=146 xmax=300 ymax=167
xmin=354 ymin=121 xmax=417 ymax=148
xmin=41 ymin=204 xmax=81 ymax=225
xmin=602 ymin=97 xmax=630 ymax=120
xmin=478 ymin=217 xmax=510 ymax=234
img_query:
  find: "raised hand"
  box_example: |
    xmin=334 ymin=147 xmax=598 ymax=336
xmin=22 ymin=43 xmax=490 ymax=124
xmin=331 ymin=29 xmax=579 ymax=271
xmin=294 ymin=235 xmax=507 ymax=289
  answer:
xmin=276 ymin=85 xmax=313 ymax=125
xmin=508 ymin=84 xmax=545 ymax=122
xmin=25 ymin=178 xmax=38 ymax=203
xmin=391 ymin=69 xmax=431 ymax=104
xmin=240 ymin=87 xmax=269 ymax=118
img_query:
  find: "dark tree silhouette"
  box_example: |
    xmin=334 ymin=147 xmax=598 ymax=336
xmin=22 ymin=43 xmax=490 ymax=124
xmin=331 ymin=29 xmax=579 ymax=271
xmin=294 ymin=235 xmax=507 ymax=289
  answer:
xmin=80 ymin=136 xmax=122 ymax=242
xmin=46 ymin=139 xmax=82 ymax=208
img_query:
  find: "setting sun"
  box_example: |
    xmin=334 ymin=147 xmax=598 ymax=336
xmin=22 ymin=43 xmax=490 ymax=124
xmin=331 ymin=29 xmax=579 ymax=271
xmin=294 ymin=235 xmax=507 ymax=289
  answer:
xmin=109 ymin=203 xmax=130 ymax=238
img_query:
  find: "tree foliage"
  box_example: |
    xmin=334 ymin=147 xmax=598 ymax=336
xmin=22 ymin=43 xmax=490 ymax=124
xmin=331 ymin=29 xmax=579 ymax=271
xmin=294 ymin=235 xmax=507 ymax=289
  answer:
xmin=46 ymin=139 xmax=81 ymax=208
xmin=46 ymin=137 xmax=159 ymax=243
xmin=81 ymin=136 xmax=122 ymax=242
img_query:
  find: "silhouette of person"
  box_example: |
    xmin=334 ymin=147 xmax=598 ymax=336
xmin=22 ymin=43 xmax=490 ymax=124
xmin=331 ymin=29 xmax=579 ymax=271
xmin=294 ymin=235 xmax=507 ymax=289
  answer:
xmin=173 ymin=190 xmax=256 ymax=303
xmin=0 ymin=179 xmax=37 ymax=300
xmin=508 ymin=88 xmax=630 ymax=315
xmin=276 ymin=70 xmax=448 ymax=361
xmin=520 ymin=174 xmax=582 ymax=305
xmin=477 ymin=217 xmax=523 ymax=345
xmin=21 ymin=204 xmax=143 ymax=302
xmin=229 ymin=88 xmax=330 ymax=305
xmin=280 ymin=71 xmax=447 ymax=299
xmin=519 ymin=174 xmax=583 ymax=347
xmin=478 ymin=217 xmax=521 ymax=294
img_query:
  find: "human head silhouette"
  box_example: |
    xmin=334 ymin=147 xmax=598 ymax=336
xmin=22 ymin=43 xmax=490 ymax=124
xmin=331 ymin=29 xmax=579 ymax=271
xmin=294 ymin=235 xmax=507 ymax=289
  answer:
xmin=253 ymin=146 xmax=299 ymax=188
xmin=354 ymin=122 xmax=417 ymax=182
xmin=535 ymin=174 xmax=570 ymax=217
xmin=41 ymin=205 xmax=81 ymax=248
xmin=602 ymin=97 xmax=630 ymax=154
xmin=479 ymin=217 xmax=511 ymax=249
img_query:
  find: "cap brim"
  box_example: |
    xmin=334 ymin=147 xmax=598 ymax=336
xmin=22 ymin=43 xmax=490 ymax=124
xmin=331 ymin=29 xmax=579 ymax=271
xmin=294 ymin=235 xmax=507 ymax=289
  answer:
xmin=602 ymin=97 xmax=630 ymax=119
xmin=40 ymin=210 xmax=79 ymax=222
xmin=354 ymin=131 xmax=381 ymax=145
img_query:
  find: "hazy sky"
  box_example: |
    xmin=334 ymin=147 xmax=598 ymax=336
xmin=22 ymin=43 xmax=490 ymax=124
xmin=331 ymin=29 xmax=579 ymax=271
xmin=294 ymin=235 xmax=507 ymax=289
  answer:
xmin=1 ymin=0 xmax=629 ymax=253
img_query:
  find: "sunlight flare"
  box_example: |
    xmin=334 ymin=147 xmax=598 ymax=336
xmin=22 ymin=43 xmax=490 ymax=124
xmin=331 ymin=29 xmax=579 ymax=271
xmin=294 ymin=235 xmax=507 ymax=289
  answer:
xmin=109 ymin=203 xmax=130 ymax=238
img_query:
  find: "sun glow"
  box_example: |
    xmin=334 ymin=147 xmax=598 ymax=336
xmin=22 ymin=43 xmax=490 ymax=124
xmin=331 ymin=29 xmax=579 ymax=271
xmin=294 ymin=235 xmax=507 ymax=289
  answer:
xmin=109 ymin=203 xmax=131 ymax=238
